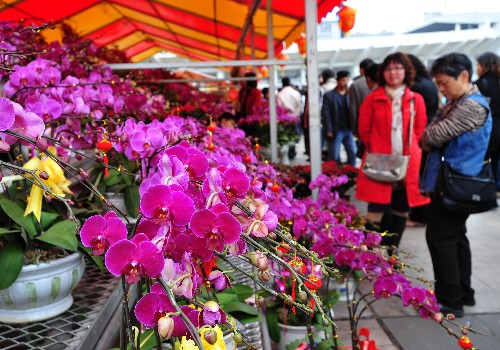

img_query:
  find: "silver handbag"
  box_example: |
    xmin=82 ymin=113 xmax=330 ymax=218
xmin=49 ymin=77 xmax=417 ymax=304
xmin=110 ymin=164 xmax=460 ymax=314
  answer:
xmin=362 ymin=99 xmax=414 ymax=183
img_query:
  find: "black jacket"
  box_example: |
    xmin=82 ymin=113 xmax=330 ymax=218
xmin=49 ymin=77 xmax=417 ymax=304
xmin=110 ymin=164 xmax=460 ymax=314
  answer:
xmin=476 ymin=72 xmax=500 ymax=152
xmin=321 ymin=89 xmax=350 ymax=134
xmin=411 ymin=77 xmax=439 ymax=124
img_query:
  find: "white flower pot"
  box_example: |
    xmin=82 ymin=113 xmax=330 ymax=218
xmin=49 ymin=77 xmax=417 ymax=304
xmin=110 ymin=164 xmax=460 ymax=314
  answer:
xmin=277 ymin=323 xmax=316 ymax=350
xmin=0 ymin=252 xmax=85 ymax=323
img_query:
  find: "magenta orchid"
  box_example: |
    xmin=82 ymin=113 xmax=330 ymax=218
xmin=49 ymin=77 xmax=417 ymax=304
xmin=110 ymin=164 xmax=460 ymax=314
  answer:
xmin=190 ymin=206 xmax=241 ymax=251
xmin=105 ymin=233 xmax=164 ymax=284
xmin=80 ymin=212 xmax=128 ymax=255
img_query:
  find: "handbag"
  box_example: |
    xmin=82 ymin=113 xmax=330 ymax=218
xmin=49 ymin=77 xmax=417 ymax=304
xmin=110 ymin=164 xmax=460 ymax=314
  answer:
xmin=362 ymin=99 xmax=414 ymax=183
xmin=437 ymin=152 xmax=497 ymax=214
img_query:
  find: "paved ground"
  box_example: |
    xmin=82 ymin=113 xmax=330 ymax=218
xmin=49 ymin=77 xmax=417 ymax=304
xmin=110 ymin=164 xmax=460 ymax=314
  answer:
xmin=290 ymin=137 xmax=500 ymax=349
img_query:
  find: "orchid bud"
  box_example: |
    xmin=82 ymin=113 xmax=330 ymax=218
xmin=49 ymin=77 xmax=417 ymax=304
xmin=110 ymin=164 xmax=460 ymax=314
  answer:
xmin=68 ymin=200 xmax=75 ymax=206
xmin=268 ymin=231 xmax=277 ymax=239
xmin=298 ymin=291 xmax=307 ymax=302
xmin=158 ymin=316 xmax=174 ymax=339
xmin=248 ymin=252 xmax=258 ymax=266
xmin=65 ymin=118 xmax=74 ymax=127
xmin=284 ymin=295 xmax=293 ymax=305
xmin=360 ymin=244 xmax=368 ymax=252
xmin=75 ymin=153 xmax=83 ymax=160
xmin=257 ymin=256 xmax=269 ymax=271
xmin=0 ymin=140 xmax=10 ymax=153
xmin=60 ymin=136 xmax=70 ymax=148
xmin=39 ymin=171 xmax=49 ymax=180
xmin=233 ymin=332 xmax=243 ymax=344
xmin=275 ymin=248 xmax=284 ymax=258
xmin=35 ymin=137 xmax=48 ymax=152
xmin=44 ymin=194 xmax=52 ymax=203
xmin=95 ymin=154 xmax=103 ymax=162
xmin=255 ymin=296 xmax=265 ymax=308
xmin=258 ymin=269 xmax=271 ymax=282
xmin=105 ymin=200 xmax=113 ymax=207
xmin=461 ymin=327 xmax=468 ymax=335
xmin=79 ymin=168 xmax=89 ymax=180
xmin=446 ymin=313 xmax=456 ymax=321
xmin=203 ymin=329 xmax=218 ymax=345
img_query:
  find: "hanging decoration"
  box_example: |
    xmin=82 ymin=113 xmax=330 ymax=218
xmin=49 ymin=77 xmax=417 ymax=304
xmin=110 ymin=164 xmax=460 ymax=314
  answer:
xmin=96 ymin=137 xmax=113 ymax=178
xmin=337 ymin=5 xmax=357 ymax=35
xmin=296 ymin=33 xmax=307 ymax=58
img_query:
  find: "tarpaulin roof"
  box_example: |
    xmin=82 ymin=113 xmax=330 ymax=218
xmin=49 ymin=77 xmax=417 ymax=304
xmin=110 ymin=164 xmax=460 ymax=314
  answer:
xmin=0 ymin=0 xmax=341 ymax=62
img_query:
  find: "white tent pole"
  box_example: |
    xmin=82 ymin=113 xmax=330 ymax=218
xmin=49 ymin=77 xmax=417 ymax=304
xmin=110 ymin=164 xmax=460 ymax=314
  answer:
xmin=305 ymin=0 xmax=321 ymax=195
xmin=267 ymin=0 xmax=278 ymax=163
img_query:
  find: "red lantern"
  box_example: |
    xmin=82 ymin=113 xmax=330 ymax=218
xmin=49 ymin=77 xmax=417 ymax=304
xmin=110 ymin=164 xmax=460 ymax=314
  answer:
xmin=276 ymin=51 xmax=289 ymax=70
xmin=96 ymin=138 xmax=113 ymax=178
xmin=458 ymin=336 xmax=473 ymax=349
xmin=338 ymin=5 xmax=357 ymax=34
xmin=304 ymin=275 xmax=322 ymax=291
xmin=296 ymin=33 xmax=306 ymax=58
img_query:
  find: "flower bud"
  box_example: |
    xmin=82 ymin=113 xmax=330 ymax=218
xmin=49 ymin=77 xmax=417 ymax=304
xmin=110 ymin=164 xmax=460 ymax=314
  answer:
xmin=275 ymin=248 xmax=284 ymax=258
xmin=257 ymin=256 xmax=269 ymax=271
xmin=0 ymin=140 xmax=10 ymax=153
xmin=248 ymin=252 xmax=258 ymax=266
xmin=75 ymin=153 xmax=83 ymax=160
xmin=79 ymin=168 xmax=89 ymax=180
xmin=95 ymin=154 xmax=103 ymax=162
xmin=39 ymin=171 xmax=49 ymax=180
xmin=268 ymin=231 xmax=277 ymax=239
xmin=44 ymin=194 xmax=52 ymax=203
xmin=120 ymin=134 xmax=129 ymax=143
xmin=360 ymin=244 xmax=368 ymax=252
xmin=203 ymin=329 xmax=218 ymax=345
xmin=233 ymin=332 xmax=243 ymax=344
xmin=59 ymin=136 xmax=70 ymax=148
xmin=255 ymin=296 xmax=265 ymax=308
xmin=258 ymin=269 xmax=271 ymax=282
xmin=158 ymin=316 xmax=174 ymax=339
xmin=298 ymin=291 xmax=307 ymax=302
xmin=65 ymin=118 xmax=74 ymax=127
xmin=35 ymin=137 xmax=48 ymax=152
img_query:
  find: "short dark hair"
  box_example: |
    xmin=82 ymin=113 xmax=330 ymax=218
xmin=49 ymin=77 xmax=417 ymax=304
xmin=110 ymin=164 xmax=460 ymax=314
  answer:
xmin=282 ymin=77 xmax=291 ymax=87
xmin=431 ymin=53 xmax=472 ymax=82
xmin=321 ymin=69 xmax=335 ymax=81
xmin=407 ymin=54 xmax=430 ymax=79
xmin=378 ymin=52 xmax=415 ymax=86
xmin=359 ymin=58 xmax=375 ymax=72
xmin=245 ymin=71 xmax=258 ymax=88
xmin=336 ymin=70 xmax=350 ymax=80
xmin=476 ymin=52 xmax=500 ymax=76
xmin=365 ymin=63 xmax=379 ymax=83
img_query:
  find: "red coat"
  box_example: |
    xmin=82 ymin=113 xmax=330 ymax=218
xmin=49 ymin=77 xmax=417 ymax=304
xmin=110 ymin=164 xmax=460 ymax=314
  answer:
xmin=355 ymin=87 xmax=430 ymax=208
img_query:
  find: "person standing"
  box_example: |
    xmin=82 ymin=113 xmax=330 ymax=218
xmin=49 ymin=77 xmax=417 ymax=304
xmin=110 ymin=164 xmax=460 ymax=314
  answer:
xmin=237 ymin=72 xmax=261 ymax=120
xmin=277 ymin=77 xmax=302 ymax=118
xmin=356 ymin=52 xmax=429 ymax=252
xmin=420 ymin=53 xmax=492 ymax=317
xmin=322 ymin=70 xmax=357 ymax=165
xmin=475 ymin=52 xmax=500 ymax=195
xmin=350 ymin=58 xmax=375 ymax=137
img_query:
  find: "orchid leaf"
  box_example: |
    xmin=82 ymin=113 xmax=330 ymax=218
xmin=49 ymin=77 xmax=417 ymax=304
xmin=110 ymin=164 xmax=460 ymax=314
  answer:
xmin=124 ymin=185 xmax=140 ymax=217
xmin=0 ymin=239 xmax=24 ymax=289
xmin=78 ymin=242 xmax=104 ymax=271
xmin=266 ymin=307 xmax=280 ymax=343
xmin=41 ymin=211 xmax=59 ymax=230
xmin=0 ymin=198 xmax=37 ymax=238
xmin=232 ymin=284 xmax=254 ymax=302
xmin=223 ymin=301 xmax=258 ymax=316
xmin=36 ymin=220 xmax=77 ymax=251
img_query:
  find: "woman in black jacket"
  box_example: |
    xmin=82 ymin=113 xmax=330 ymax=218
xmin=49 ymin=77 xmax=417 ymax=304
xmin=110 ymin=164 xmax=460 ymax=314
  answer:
xmin=475 ymin=52 xmax=500 ymax=192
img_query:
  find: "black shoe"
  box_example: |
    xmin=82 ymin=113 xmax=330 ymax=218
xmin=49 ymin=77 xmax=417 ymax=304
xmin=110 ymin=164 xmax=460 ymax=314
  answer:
xmin=462 ymin=298 xmax=476 ymax=306
xmin=439 ymin=304 xmax=464 ymax=317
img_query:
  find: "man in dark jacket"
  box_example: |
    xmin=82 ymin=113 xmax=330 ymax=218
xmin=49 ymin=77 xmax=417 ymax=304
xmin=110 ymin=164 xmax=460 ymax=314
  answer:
xmin=322 ymin=70 xmax=357 ymax=165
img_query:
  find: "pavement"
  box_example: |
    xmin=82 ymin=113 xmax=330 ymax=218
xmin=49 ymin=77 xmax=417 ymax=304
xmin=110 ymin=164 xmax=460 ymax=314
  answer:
xmin=289 ymin=137 xmax=500 ymax=349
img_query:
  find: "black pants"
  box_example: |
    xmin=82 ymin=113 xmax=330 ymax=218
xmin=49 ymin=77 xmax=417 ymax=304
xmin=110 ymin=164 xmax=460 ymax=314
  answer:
xmin=426 ymin=198 xmax=473 ymax=310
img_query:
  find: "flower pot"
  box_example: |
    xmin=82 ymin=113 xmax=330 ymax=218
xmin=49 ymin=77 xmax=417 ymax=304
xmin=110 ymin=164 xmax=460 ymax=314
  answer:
xmin=0 ymin=252 xmax=85 ymax=323
xmin=106 ymin=192 xmax=127 ymax=215
xmin=277 ymin=323 xmax=316 ymax=350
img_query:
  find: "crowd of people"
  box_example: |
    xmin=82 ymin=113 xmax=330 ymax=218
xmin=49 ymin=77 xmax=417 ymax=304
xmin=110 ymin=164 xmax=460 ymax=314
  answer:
xmin=234 ymin=51 xmax=499 ymax=318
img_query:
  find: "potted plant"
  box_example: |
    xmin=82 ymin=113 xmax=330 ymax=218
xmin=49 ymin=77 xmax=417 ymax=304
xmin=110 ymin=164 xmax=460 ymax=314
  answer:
xmin=0 ymin=180 xmax=85 ymax=323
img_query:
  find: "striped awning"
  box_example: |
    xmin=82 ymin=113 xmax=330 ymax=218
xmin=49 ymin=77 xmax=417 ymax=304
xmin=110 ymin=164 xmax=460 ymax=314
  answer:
xmin=0 ymin=0 xmax=341 ymax=62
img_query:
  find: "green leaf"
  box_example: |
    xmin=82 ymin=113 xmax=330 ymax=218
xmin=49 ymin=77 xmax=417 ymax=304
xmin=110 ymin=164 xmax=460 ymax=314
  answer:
xmin=232 ymin=284 xmax=254 ymax=302
xmin=0 ymin=198 xmax=37 ymax=238
xmin=0 ymin=227 xmax=21 ymax=236
xmin=102 ymin=169 xmax=121 ymax=186
xmin=0 ymin=239 xmax=24 ymax=289
xmin=78 ymin=243 xmax=104 ymax=271
xmin=41 ymin=211 xmax=59 ymax=230
xmin=215 ymin=292 xmax=238 ymax=306
xmin=317 ymin=339 xmax=335 ymax=350
xmin=266 ymin=308 xmax=280 ymax=343
xmin=124 ymin=185 xmax=140 ymax=217
xmin=223 ymin=301 xmax=258 ymax=316
xmin=36 ymin=220 xmax=78 ymax=251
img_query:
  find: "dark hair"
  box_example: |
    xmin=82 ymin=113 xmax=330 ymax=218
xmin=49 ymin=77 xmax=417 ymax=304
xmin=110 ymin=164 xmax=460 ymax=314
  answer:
xmin=476 ymin=52 xmax=500 ymax=77
xmin=365 ymin=63 xmax=379 ymax=83
xmin=245 ymin=71 xmax=258 ymax=88
xmin=336 ymin=70 xmax=350 ymax=80
xmin=407 ymin=54 xmax=430 ymax=79
xmin=431 ymin=53 xmax=472 ymax=81
xmin=262 ymin=87 xmax=269 ymax=97
xmin=321 ymin=69 xmax=335 ymax=81
xmin=378 ymin=52 xmax=415 ymax=86
xmin=220 ymin=112 xmax=236 ymax=121
xmin=282 ymin=77 xmax=291 ymax=87
xmin=359 ymin=58 xmax=375 ymax=72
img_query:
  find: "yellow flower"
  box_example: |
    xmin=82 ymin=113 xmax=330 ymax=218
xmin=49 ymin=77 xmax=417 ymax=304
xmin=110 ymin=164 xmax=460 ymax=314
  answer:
xmin=23 ymin=147 xmax=72 ymax=221
xmin=178 ymin=326 xmax=226 ymax=350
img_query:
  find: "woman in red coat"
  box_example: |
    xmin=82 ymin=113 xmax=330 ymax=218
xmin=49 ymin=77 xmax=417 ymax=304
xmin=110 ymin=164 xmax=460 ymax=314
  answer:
xmin=356 ymin=52 xmax=430 ymax=253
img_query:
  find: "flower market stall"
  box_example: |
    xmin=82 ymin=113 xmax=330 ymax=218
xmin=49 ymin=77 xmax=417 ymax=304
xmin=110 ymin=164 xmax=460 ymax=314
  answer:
xmin=0 ymin=2 xmax=485 ymax=350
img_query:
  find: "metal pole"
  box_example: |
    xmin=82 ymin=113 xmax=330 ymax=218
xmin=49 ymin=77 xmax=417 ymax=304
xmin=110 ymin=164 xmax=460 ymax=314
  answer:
xmin=305 ymin=0 xmax=321 ymax=193
xmin=106 ymin=58 xmax=304 ymax=70
xmin=267 ymin=0 xmax=278 ymax=163
xmin=235 ymin=0 xmax=263 ymax=59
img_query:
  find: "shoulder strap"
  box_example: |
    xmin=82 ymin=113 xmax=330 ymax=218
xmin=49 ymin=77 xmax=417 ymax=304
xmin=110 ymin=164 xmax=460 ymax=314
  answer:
xmin=408 ymin=98 xmax=415 ymax=153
